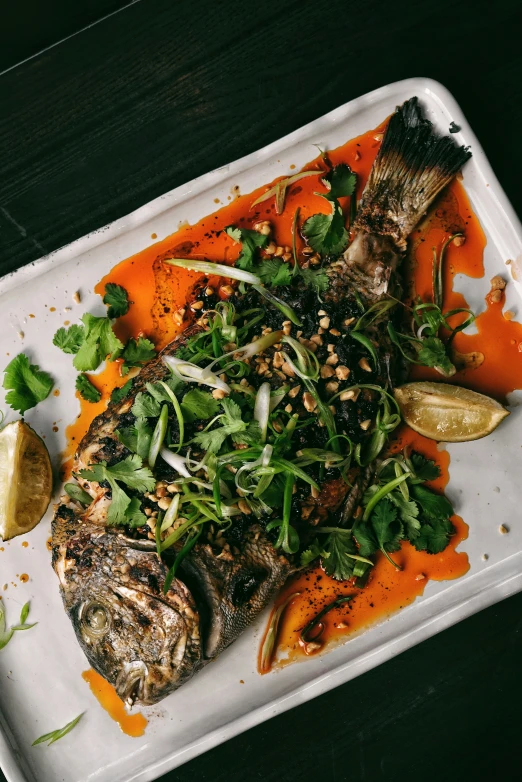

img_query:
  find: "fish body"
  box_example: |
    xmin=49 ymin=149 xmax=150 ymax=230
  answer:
xmin=52 ymin=98 xmax=470 ymax=704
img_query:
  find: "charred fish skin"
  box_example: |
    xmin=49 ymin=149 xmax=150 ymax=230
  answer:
xmin=327 ymin=96 xmax=471 ymax=304
xmin=52 ymin=503 xmax=202 ymax=705
xmin=179 ymin=524 xmax=292 ymax=659
xmin=51 ymin=96 xmax=471 ymax=705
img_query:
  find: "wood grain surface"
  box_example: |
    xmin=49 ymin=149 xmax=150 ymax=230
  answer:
xmin=1 ymin=0 xmax=521 ymax=780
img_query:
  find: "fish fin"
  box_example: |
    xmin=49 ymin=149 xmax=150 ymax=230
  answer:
xmin=353 ymin=97 xmax=471 ymax=246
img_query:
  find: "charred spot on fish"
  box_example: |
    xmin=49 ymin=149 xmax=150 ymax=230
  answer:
xmin=230 ymin=569 xmax=268 ymax=607
xmin=147 ymin=573 xmax=160 ymax=594
xmin=55 ymin=504 xmax=75 ymax=523
xmin=136 ymin=613 xmax=152 ymax=628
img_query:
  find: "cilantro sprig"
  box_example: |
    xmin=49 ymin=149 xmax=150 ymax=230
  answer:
xmin=79 ymin=455 xmax=155 ymax=526
xmin=304 ymin=452 xmax=455 ymax=580
xmin=103 ymin=283 xmax=130 ymax=319
xmin=302 ymin=164 xmax=356 ymax=256
xmin=75 ymin=374 xmax=101 ymax=403
xmin=387 ymin=234 xmax=474 ymax=376
xmin=2 ymin=354 xmax=54 ymax=414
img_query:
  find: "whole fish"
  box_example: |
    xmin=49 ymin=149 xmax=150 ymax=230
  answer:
xmin=52 ymin=97 xmax=470 ymax=705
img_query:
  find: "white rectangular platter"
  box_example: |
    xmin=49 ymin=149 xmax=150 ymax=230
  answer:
xmin=1 ymin=77 xmax=522 ymax=782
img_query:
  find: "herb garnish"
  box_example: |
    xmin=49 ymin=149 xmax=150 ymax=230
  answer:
xmin=75 ymin=374 xmax=101 ymax=403
xmin=118 ymin=336 xmax=156 ymax=375
xmin=387 ymin=234 xmax=474 ymax=376
xmin=0 ymin=601 xmax=36 ymax=650
xmin=32 ymin=713 xmax=84 ymax=747
xmin=103 ymin=283 xmax=130 ymax=319
xmin=302 ymin=164 xmax=356 ymax=256
xmin=2 ymin=354 xmax=53 ymax=414
xmin=67 ymin=314 xmax=124 ymax=372
xmin=79 ymin=455 xmax=155 ymax=526
xmin=225 ymin=226 xmax=291 ymax=288
xmin=305 ymin=452 xmax=455 ymax=580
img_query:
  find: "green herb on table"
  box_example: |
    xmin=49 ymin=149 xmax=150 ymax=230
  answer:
xmin=70 ymin=314 xmax=124 ymax=372
xmin=0 ymin=601 xmax=37 ymax=650
xmin=103 ymin=283 xmax=130 ymax=319
xmin=2 ymin=354 xmax=54 ymax=414
xmin=75 ymin=374 xmax=101 ymax=403
xmin=32 ymin=713 xmax=84 ymax=747
xmin=53 ymin=324 xmax=85 ymax=355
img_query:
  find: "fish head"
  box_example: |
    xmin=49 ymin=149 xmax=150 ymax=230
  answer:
xmin=52 ymin=507 xmax=201 ymax=705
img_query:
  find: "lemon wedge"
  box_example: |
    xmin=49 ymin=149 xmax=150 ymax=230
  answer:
xmin=0 ymin=421 xmax=53 ymax=541
xmin=394 ymin=382 xmax=509 ymax=442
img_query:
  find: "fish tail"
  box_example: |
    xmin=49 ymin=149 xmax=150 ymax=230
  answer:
xmin=353 ymin=97 xmax=471 ymax=246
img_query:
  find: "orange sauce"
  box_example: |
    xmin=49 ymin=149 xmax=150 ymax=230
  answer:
xmin=62 ymin=119 xmax=522 ymax=675
xmin=82 ymin=669 xmax=148 ymax=737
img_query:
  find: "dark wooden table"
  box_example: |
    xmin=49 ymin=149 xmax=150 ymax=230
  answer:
xmin=1 ymin=1 xmax=522 ymax=780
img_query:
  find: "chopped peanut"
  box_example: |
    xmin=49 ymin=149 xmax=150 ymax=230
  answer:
xmin=335 ymin=365 xmax=350 ymax=380
xmin=325 ymin=353 xmax=339 ymax=366
xmin=303 ymin=392 xmax=317 ymax=412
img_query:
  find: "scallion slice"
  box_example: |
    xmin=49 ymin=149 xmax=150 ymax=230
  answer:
xmin=163 ymin=258 xmax=261 ymax=285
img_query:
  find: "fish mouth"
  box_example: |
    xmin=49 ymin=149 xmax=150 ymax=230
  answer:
xmin=115 ymin=661 xmax=149 ymax=707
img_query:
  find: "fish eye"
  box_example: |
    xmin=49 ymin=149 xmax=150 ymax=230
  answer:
xmin=80 ymin=601 xmax=111 ymax=639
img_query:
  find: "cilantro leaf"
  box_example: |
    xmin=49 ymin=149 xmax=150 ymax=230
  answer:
xmin=300 ymin=542 xmax=328 ymax=568
xmin=221 ymin=397 xmax=243 ymax=424
xmin=410 ymin=452 xmax=441 ymax=482
xmin=181 ymin=389 xmax=219 ymax=421
xmin=300 ymin=267 xmax=330 ymax=294
xmin=321 ymin=163 xmax=357 ymax=200
xmin=192 ymin=427 xmax=230 ymax=454
xmin=103 ymin=454 xmax=156 ymax=492
xmin=73 ymin=314 xmax=124 ymax=372
xmin=79 ymin=455 xmax=155 ymax=526
xmin=417 ymin=337 xmax=455 ymax=375
xmin=146 ymin=378 xmax=182 ymax=403
xmin=2 ymin=353 xmax=54 ymax=414
xmin=75 ymin=374 xmax=101 ymax=403
xmin=371 ymin=500 xmax=403 ymax=554
xmin=257 ymin=258 xmax=292 ymax=287
xmin=411 ymin=485 xmax=453 ymax=520
xmin=53 ymin=324 xmax=85 ymax=355
xmin=120 ymin=337 xmax=156 ymax=374
xmin=124 ymin=497 xmax=148 ymax=528
xmin=388 ymin=492 xmax=421 ymax=540
xmin=302 ymin=203 xmax=349 ymax=256
xmin=225 ymin=226 xmax=268 ymax=272
xmin=231 ymin=420 xmax=261 ymax=446
xmin=103 ymin=283 xmax=130 ymax=319
xmin=110 ymin=379 xmax=134 ymax=404
xmin=413 ymin=517 xmax=455 ymax=554
xmin=132 ymin=392 xmax=161 ymax=418
xmin=116 ymin=417 xmax=152 ymax=459
xmin=354 ymin=522 xmax=378 ymax=557
xmin=322 ymin=529 xmax=356 ymax=581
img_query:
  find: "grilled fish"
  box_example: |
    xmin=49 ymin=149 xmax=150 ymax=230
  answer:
xmin=52 ymin=97 xmax=470 ymax=705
